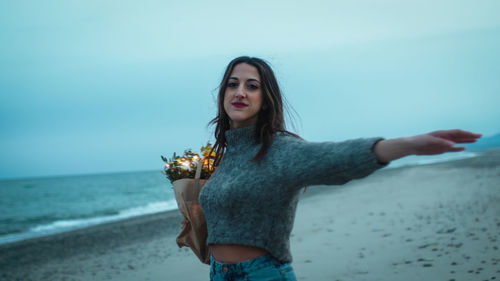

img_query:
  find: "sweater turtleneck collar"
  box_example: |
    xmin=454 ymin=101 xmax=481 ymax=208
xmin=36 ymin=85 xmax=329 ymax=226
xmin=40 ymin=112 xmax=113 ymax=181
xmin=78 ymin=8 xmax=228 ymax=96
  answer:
xmin=224 ymin=125 xmax=257 ymax=147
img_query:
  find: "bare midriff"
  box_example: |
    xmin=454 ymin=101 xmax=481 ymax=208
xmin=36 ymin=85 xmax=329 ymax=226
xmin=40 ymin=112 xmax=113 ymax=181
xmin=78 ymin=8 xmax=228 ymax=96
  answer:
xmin=210 ymin=244 xmax=268 ymax=263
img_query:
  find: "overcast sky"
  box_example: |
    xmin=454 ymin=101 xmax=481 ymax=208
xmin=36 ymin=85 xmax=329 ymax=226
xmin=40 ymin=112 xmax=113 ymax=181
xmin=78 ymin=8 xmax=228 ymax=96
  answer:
xmin=1 ymin=0 xmax=499 ymax=179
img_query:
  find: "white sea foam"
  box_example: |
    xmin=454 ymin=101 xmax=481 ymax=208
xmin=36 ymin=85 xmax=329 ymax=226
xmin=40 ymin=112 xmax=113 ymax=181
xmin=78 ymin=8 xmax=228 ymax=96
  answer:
xmin=0 ymin=199 xmax=178 ymax=245
xmin=387 ymin=151 xmax=478 ymax=169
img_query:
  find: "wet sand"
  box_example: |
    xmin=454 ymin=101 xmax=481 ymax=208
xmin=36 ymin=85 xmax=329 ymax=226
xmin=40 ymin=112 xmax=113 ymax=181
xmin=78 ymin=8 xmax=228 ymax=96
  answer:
xmin=1 ymin=149 xmax=499 ymax=281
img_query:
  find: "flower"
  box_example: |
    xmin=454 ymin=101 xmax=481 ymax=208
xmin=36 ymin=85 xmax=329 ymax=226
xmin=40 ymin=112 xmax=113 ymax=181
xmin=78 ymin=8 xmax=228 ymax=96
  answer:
xmin=161 ymin=142 xmax=215 ymax=183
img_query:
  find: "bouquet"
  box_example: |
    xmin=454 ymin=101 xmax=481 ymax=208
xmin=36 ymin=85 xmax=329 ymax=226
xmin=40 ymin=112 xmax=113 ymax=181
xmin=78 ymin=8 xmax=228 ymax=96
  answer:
xmin=161 ymin=142 xmax=215 ymax=183
xmin=161 ymin=142 xmax=215 ymax=265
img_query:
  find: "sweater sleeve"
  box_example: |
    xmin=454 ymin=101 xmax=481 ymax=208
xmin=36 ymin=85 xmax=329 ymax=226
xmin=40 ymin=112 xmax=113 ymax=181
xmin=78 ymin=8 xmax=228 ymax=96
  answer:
xmin=275 ymin=136 xmax=387 ymax=189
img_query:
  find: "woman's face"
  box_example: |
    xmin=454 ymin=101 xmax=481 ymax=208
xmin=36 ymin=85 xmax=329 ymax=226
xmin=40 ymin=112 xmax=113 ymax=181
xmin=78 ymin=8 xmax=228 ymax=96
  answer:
xmin=223 ymin=63 xmax=263 ymax=129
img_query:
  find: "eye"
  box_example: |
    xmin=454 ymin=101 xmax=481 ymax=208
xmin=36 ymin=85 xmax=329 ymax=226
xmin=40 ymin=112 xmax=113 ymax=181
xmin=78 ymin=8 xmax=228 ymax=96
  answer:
xmin=227 ymin=82 xmax=238 ymax=88
xmin=247 ymin=84 xmax=259 ymax=90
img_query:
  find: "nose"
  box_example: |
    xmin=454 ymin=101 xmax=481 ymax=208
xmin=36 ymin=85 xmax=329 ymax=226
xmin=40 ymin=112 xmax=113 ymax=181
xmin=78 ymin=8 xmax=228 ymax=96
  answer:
xmin=235 ymin=85 xmax=246 ymax=98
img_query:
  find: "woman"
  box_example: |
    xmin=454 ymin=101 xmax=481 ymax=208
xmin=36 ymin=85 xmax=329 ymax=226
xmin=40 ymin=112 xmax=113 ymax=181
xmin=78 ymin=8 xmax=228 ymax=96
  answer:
xmin=199 ymin=56 xmax=481 ymax=281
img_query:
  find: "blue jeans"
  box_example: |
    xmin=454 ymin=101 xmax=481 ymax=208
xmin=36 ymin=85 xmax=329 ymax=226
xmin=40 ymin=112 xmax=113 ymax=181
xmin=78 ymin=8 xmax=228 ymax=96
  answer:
xmin=209 ymin=254 xmax=297 ymax=281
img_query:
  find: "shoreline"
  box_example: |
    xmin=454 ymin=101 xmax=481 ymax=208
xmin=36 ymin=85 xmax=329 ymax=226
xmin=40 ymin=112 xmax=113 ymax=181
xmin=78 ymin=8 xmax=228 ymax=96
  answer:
xmin=0 ymin=202 xmax=180 ymax=247
xmin=0 ymin=149 xmax=488 ymax=247
xmin=0 ymin=209 xmax=182 ymax=268
xmin=0 ymin=149 xmax=487 ymax=247
xmin=1 ymin=148 xmax=499 ymax=281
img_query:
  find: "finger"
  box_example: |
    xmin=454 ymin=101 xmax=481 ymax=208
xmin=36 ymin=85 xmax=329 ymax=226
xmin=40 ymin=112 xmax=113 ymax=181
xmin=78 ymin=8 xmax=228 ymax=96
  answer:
xmin=452 ymin=131 xmax=482 ymax=138
xmin=443 ymin=131 xmax=482 ymax=143
xmin=453 ymin=138 xmax=480 ymax=143
xmin=452 ymin=131 xmax=482 ymax=139
xmin=432 ymin=130 xmax=482 ymax=139
xmin=445 ymin=135 xmax=480 ymax=142
xmin=451 ymin=136 xmax=481 ymax=143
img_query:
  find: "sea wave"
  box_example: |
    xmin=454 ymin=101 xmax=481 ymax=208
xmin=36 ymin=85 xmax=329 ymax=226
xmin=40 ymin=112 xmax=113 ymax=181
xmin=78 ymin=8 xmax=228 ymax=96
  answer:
xmin=387 ymin=151 xmax=478 ymax=169
xmin=0 ymin=199 xmax=178 ymax=245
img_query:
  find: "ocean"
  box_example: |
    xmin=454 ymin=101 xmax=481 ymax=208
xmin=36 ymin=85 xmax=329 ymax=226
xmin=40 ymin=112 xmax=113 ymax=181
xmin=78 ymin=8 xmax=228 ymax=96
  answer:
xmin=0 ymin=170 xmax=176 ymax=245
xmin=0 ymin=151 xmax=479 ymax=245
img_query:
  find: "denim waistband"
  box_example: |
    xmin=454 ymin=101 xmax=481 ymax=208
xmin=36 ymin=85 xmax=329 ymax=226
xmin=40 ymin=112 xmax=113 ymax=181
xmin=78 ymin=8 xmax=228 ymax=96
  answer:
xmin=210 ymin=253 xmax=279 ymax=274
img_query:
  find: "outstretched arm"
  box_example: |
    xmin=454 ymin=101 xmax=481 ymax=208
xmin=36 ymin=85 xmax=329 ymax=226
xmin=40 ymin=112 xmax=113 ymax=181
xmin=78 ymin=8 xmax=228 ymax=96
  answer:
xmin=373 ymin=129 xmax=482 ymax=163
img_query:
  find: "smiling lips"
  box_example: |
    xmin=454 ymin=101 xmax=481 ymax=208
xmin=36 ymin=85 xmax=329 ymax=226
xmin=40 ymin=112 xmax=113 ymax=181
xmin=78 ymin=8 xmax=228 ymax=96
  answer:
xmin=232 ymin=102 xmax=248 ymax=108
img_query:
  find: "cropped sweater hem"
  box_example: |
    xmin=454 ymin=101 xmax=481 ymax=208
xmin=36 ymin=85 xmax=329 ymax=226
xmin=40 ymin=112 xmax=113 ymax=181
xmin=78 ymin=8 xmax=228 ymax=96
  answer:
xmin=200 ymin=125 xmax=387 ymax=263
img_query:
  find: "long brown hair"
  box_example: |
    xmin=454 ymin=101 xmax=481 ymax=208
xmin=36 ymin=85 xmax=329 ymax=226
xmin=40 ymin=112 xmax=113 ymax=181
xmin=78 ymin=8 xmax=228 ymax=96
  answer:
xmin=208 ymin=56 xmax=299 ymax=167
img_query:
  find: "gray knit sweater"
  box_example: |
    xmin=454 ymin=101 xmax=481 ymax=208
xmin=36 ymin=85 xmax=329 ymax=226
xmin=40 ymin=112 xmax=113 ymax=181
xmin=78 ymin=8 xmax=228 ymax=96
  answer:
xmin=199 ymin=125 xmax=386 ymax=263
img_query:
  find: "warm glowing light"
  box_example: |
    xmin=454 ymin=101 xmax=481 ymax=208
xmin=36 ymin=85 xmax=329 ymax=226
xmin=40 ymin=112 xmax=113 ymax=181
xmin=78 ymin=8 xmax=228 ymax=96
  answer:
xmin=161 ymin=142 xmax=215 ymax=183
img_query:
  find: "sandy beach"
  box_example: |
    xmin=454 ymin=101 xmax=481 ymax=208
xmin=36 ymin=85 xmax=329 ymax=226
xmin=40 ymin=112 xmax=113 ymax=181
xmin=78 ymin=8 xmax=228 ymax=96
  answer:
xmin=1 ymin=149 xmax=499 ymax=281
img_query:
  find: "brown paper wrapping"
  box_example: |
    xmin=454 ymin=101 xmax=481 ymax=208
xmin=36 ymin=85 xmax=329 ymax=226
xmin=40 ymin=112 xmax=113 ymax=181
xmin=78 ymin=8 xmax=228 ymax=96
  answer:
xmin=172 ymin=161 xmax=210 ymax=264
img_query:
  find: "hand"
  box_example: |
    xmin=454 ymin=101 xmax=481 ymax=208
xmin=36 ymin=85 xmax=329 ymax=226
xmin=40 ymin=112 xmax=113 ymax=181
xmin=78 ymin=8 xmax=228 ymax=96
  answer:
xmin=409 ymin=129 xmax=482 ymax=155
xmin=374 ymin=129 xmax=481 ymax=163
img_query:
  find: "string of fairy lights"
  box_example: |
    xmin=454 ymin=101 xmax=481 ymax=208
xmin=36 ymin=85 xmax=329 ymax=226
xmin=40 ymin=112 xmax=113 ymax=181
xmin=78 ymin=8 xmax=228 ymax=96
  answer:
xmin=161 ymin=143 xmax=215 ymax=183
